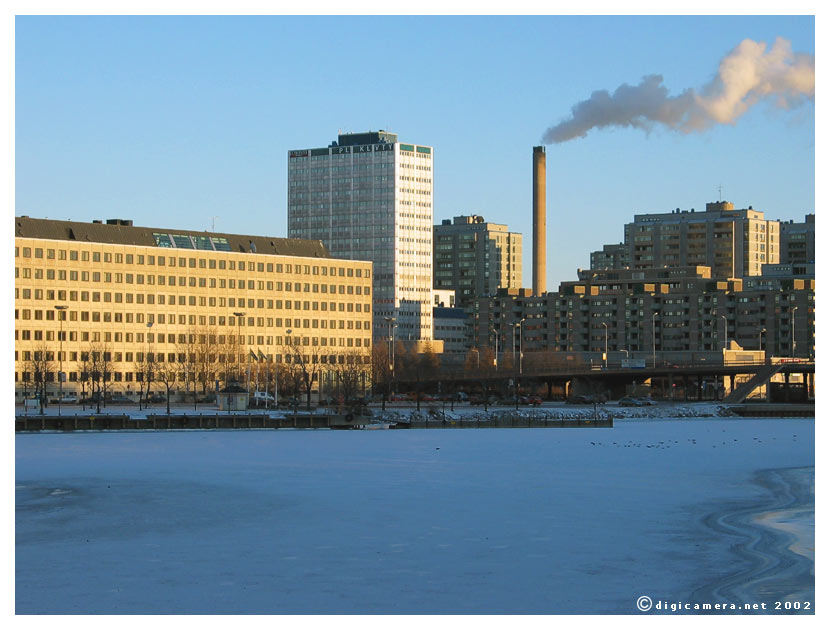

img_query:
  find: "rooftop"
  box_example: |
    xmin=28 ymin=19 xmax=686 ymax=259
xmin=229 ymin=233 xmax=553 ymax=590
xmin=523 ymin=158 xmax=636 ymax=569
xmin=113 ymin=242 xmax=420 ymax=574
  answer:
xmin=14 ymin=216 xmax=332 ymax=258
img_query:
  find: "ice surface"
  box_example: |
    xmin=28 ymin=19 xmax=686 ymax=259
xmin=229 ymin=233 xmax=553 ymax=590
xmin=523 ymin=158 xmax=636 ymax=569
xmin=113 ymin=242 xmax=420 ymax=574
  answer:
xmin=15 ymin=417 xmax=814 ymax=614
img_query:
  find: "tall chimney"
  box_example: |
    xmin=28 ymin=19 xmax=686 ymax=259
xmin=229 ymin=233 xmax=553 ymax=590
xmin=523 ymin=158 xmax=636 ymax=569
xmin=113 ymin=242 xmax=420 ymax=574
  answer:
xmin=532 ymin=146 xmax=546 ymax=296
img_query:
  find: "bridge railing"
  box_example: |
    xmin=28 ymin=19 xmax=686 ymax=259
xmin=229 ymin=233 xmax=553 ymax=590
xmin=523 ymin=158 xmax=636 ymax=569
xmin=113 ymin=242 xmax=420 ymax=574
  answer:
xmin=420 ymin=358 xmax=812 ymax=382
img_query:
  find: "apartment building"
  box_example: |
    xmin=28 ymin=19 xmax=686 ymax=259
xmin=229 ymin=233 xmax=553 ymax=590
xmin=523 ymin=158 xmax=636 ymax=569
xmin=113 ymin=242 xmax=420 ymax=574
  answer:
xmin=14 ymin=217 xmax=373 ymax=399
xmin=469 ymin=266 xmax=814 ymax=360
xmin=287 ymin=130 xmax=434 ymax=341
xmin=433 ymin=214 xmax=522 ymax=307
xmin=589 ymin=243 xmax=627 ymax=271
xmin=591 ymin=201 xmax=780 ymax=278
xmin=779 ymin=213 xmax=815 ymax=268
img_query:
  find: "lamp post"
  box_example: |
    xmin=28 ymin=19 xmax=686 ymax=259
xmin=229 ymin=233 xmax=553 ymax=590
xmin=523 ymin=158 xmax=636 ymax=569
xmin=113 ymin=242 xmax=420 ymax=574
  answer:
xmin=472 ymin=347 xmax=480 ymax=369
xmin=384 ymin=317 xmax=396 ymax=376
xmin=518 ymin=318 xmax=526 ymax=376
xmin=791 ymin=306 xmax=798 ymax=358
xmin=720 ymin=315 xmax=728 ymax=352
xmin=759 ymin=328 xmax=766 ymax=356
xmin=602 ymin=322 xmax=608 ymax=369
xmin=491 ymin=325 xmax=499 ymax=370
xmin=652 ymin=312 xmax=658 ymax=368
xmin=285 ymin=329 xmax=293 ymax=408
xmin=513 ymin=318 xmax=526 ymax=409
xmin=144 ymin=321 xmax=153 ymax=408
xmin=621 ymin=348 xmax=629 ymax=365
xmin=234 ymin=312 xmax=245 ymax=383
xmin=54 ymin=305 xmax=68 ymax=416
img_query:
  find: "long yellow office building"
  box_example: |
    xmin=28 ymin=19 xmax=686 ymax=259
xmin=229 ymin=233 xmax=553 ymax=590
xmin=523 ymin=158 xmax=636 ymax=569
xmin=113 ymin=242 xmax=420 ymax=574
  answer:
xmin=14 ymin=216 xmax=373 ymax=400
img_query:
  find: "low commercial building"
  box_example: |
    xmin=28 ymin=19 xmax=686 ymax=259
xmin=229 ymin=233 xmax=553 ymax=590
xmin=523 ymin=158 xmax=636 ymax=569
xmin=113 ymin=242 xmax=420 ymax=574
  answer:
xmin=14 ymin=216 xmax=373 ymax=401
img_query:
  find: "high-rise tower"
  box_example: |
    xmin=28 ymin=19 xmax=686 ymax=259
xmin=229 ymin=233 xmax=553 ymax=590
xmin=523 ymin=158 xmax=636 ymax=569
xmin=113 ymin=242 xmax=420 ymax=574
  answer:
xmin=287 ymin=131 xmax=434 ymax=341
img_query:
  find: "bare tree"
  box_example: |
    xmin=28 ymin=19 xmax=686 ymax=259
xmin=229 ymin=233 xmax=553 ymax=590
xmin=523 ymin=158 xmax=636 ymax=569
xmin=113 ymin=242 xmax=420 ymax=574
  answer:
xmin=464 ymin=346 xmax=496 ymax=411
xmin=278 ymin=356 xmax=303 ymax=414
xmin=193 ymin=326 xmax=225 ymax=395
xmin=133 ymin=350 xmax=155 ymax=411
xmin=84 ymin=341 xmax=113 ymax=414
xmin=371 ymin=343 xmax=393 ymax=410
xmin=177 ymin=333 xmax=199 ymax=410
xmin=331 ymin=348 xmax=370 ymax=409
xmin=25 ymin=342 xmax=54 ymax=414
xmin=283 ymin=338 xmax=323 ymax=412
xmin=400 ymin=342 xmax=440 ymax=411
xmin=152 ymin=353 xmax=179 ymax=416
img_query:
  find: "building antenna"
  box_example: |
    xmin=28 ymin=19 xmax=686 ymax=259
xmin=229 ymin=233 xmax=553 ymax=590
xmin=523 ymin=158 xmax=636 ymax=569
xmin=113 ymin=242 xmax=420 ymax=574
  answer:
xmin=717 ymin=184 xmax=723 ymax=202
xmin=211 ymin=216 xmax=218 ymax=232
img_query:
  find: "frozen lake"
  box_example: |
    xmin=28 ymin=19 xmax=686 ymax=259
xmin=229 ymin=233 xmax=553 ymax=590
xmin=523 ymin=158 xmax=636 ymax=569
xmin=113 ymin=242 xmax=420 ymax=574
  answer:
xmin=16 ymin=417 xmax=814 ymax=614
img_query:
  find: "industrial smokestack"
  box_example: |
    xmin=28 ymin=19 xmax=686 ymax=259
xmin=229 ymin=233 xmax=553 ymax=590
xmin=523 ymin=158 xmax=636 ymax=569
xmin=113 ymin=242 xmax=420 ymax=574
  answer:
xmin=532 ymin=146 xmax=546 ymax=296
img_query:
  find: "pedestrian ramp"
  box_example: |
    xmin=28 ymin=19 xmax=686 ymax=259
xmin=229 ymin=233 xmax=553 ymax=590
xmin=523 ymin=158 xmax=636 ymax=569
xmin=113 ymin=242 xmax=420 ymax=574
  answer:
xmin=723 ymin=364 xmax=783 ymax=403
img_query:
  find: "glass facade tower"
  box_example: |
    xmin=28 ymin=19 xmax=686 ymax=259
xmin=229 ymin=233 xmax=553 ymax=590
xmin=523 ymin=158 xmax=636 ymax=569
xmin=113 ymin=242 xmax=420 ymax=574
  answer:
xmin=287 ymin=131 xmax=434 ymax=341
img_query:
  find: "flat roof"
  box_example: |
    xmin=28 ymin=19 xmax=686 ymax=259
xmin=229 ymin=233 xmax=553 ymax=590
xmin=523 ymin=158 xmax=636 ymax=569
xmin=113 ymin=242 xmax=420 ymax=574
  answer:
xmin=14 ymin=216 xmax=335 ymax=259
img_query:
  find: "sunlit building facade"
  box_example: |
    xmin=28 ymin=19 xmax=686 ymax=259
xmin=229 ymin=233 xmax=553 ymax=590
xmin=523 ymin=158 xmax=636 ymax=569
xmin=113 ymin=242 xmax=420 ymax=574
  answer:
xmin=14 ymin=216 xmax=373 ymax=400
xmin=287 ymin=130 xmax=434 ymax=341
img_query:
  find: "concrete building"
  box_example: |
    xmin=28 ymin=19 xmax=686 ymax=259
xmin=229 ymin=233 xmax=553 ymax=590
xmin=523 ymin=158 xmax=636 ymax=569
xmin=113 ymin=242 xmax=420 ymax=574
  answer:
xmin=14 ymin=216 xmax=373 ymax=401
xmin=779 ymin=213 xmax=815 ymax=268
xmin=589 ymin=243 xmax=628 ymax=271
xmin=469 ymin=265 xmax=814 ymax=362
xmin=287 ymin=130 xmax=434 ymax=342
xmin=433 ymin=215 xmax=522 ymax=307
xmin=591 ymin=201 xmax=780 ymax=279
xmin=433 ymin=306 xmax=469 ymax=355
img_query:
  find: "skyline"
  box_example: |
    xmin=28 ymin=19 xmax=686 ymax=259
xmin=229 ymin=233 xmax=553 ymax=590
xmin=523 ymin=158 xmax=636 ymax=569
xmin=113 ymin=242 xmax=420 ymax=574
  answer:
xmin=15 ymin=15 xmax=815 ymax=289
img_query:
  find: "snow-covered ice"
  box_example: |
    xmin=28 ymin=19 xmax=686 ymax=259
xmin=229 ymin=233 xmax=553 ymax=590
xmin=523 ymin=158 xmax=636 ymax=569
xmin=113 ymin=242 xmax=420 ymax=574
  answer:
xmin=15 ymin=417 xmax=814 ymax=614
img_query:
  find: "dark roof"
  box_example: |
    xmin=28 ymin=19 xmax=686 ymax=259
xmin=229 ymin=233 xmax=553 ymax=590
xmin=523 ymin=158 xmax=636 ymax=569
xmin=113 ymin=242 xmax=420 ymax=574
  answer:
xmin=14 ymin=216 xmax=331 ymax=259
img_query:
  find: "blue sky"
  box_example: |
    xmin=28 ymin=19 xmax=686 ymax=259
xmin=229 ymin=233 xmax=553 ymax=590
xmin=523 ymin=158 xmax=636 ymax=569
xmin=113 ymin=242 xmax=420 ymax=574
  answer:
xmin=15 ymin=15 xmax=815 ymax=289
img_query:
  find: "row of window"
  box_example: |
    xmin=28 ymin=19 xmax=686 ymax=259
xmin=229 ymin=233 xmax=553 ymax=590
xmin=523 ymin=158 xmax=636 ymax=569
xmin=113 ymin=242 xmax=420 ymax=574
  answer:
xmin=15 ymin=247 xmax=369 ymax=278
xmin=16 ymin=270 xmax=371 ymax=297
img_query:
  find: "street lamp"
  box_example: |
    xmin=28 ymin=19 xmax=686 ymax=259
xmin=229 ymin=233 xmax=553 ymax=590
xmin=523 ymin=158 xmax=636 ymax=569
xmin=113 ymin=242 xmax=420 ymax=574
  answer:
xmin=652 ymin=312 xmax=658 ymax=368
xmin=791 ymin=306 xmax=798 ymax=358
xmin=720 ymin=315 xmax=728 ymax=352
xmin=759 ymin=328 xmax=766 ymax=357
xmin=602 ymin=322 xmax=608 ymax=369
xmin=512 ymin=318 xmax=526 ymax=410
xmin=472 ymin=347 xmax=480 ymax=368
xmin=143 ymin=321 xmax=153 ymax=409
xmin=234 ymin=312 xmax=245 ymax=383
xmin=491 ymin=325 xmax=499 ymax=370
xmin=54 ymin=305 xmax=68 ymax=416
xmin=384 ymin=317 xmax=396 ymax=375
xmin=518 ymin=318 xmax=526 ymax=375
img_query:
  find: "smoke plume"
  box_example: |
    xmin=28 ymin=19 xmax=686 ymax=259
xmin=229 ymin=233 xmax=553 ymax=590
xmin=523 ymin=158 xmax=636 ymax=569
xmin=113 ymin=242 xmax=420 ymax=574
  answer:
xmin=542 ymin=37 xmax=814 ymax=144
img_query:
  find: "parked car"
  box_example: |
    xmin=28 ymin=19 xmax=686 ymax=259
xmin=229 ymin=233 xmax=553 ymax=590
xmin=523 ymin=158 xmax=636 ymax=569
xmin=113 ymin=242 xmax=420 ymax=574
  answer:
xmin=140 ymin=394 xmax=166 ymax=404
xmin=634 ymin=397 xmax=657 ymax=406
xmin=57 ymin=394 xmax=78 ymax=404
xmin=196 ymin=394 xmax=217 ymax=404
xmin=566 ymin=395 xmax=592 ymax=404
xmin=251 ymin=391 xmax=275 ymax=403
xmin=618 ymin=397 xmax=640 ymax=407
